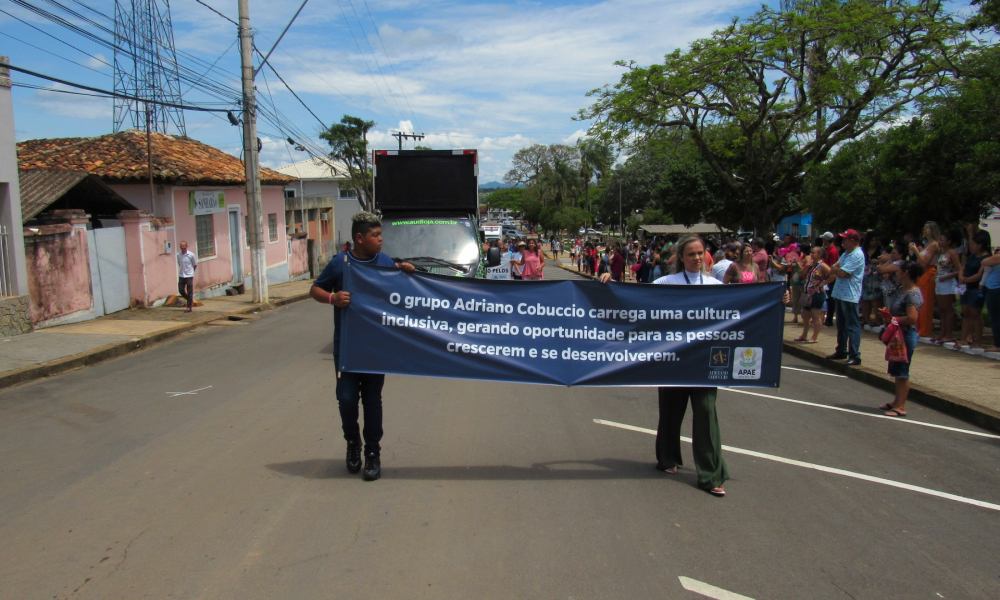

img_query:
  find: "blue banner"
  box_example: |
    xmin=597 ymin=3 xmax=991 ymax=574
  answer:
xmin=340 ymin=265 xmax=785 ymax=387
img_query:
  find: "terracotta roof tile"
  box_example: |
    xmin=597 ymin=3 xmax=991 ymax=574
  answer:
xmin=16 ymin=130 xmax=297 ymax=186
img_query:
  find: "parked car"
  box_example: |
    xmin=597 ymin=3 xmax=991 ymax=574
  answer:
xmin=578 ymin=227 xmax=600 ymax=235
xmin=504 ymin=228 xmax=526 ymax=239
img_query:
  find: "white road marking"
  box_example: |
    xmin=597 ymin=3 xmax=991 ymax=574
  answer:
xmin=679 ymin=576 xmax=756 ymax=600
xmin=721 ymin=388 xmax=1000 ymax=440
xmin=780 ymin=365 xmax=847 ymax=378
xmin=165 ymin=386 xmax=213 ymax=397
xmin=593 ymin=419 xmax=1000 ymax=512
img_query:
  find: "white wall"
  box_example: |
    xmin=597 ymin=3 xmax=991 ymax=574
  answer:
xmin=0 ymin=56 xmax=28 ymax=295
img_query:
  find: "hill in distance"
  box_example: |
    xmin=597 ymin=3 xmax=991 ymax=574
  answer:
xmin=479 ymin=181 xmax=518 ymax=190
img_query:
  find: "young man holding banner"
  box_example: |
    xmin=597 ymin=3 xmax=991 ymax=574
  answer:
xmin=310 ymin=212 xmax=415 ymax=481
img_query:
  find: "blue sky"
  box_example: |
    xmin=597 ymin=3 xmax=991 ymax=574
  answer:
xmin=0 ymin=0 xmax=977 ymax=183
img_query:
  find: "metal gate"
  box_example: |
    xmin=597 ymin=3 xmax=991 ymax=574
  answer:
xmin=88 ymin=228 xmax=130 ymax=315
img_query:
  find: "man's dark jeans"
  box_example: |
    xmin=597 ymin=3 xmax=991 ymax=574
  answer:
xmin=334 ymin=354 xmax=384 ymax=454
xmin=178 ymin=276 xmax=194 ymax=308
xmin=835 ymin=299 xmax=861 ymax=359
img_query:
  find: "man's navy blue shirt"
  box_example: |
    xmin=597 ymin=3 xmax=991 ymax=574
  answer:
xmin=314 ymin=250 xmax=396 ymax=356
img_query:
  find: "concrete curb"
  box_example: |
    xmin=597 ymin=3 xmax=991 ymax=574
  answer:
xmin=782 ymin=341 xmax=1000 ymax=435
xmin=0 ymin=291 xmax=313 ymax=391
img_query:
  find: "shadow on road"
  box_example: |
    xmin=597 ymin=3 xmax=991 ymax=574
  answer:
xmin=266 ymin=458 xmax=698 ymax=483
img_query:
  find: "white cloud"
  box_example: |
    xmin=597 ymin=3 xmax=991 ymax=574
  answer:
xmin=562 ymin=130 xmax=588 ymax=146
xmin=85 ymin=54 xmax=109 ymax=70
xmin=33 ymin=87 xmax=112 ymax=121
xmin=9 ymin=0 xmax=766 ymax=187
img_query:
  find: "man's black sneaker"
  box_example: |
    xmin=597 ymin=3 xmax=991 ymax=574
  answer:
xmin=346 ymin=440 xmax=362 ymax=474
xmin=363 ymin=452 xmax=381 ymax=481
xmin=825 ymin=353 xmax=848 ymax=360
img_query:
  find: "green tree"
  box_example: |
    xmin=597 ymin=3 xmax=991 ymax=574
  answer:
xmin=320 ymin=115 xmax=376 ymax=211
xmin=580 ymin=0 xmax=971 ymax=235
xmin=578 ymin=139 xmax=614 ymax=222
xmin=486 ymin=187 xmax=526 ymax=214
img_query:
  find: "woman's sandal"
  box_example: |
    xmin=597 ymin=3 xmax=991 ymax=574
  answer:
xmin=707 ymin=487 xmax=726 ymax=497
xmin=805 ymin=339 xmax=819 ymax=344
xmin=793 ymin=336 xmax=808 ymax=342
xmin=885 ymin=409 xmax=907 ymax=418
xmin=878 ymin=403 xmax=894 ymax=411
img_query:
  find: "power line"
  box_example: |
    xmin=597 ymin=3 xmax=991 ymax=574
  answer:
xmin=345 ymin=0 xmax=404 ymax=120
xmin=254 ymin=50 xmax=326 ymax=129
xmin=333 ymin=0 xmax=398 ymax=122
xmin=254 ymin=0 xmax=308 ymax=77
xmin=361 ymin=0 xmax=419 ymax=130
xmin=11 ymin=0 xmax=242 ymax=101
xmin=4 ymin=63 xmax=230 ymax=112
xmin=253 ymin=30 xmax=382 ymax=122
xmin=194 ymin=0 xmax=237 ymax=26
xmin=12 ymin=82 xmax=112 ymax=98
xmin=0 ymin=8 xmax=112 ymax=68
xmin=0 ymin=30 xmax=109 ymax=76
xmin=183 ymin=38 xmax=237 ymax=96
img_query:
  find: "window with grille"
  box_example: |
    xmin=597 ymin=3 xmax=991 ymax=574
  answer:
xmin=268 ymin=213 xmax=278 ymax=242
xmin=195 ymin=214 xmax=215 ymax=257
xmin=339 ymin=186 xmax=357 ymax=198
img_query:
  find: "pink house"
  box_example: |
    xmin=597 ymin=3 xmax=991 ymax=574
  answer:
xmin=17 ymin=130 xmax=301 ymax=306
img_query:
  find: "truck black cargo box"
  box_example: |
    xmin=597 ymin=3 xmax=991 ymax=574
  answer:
xmin=373 ymin=149 xmax=478 ymax=213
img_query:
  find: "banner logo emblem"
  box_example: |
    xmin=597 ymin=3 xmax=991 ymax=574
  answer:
xmin=733 ymin=347 xmax=762 ymax=380
xmin=709 ymin=347 xmax=730 ymax=367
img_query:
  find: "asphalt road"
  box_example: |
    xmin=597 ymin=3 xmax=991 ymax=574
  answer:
xmin=1 ymin=298 xmax=998 ymax=599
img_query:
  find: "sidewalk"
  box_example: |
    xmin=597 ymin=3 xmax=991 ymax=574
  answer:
xmin=0 ymin=279 xmax=314 ymax=390
xmin=782 ymin=322 xmax=1000 ymax=433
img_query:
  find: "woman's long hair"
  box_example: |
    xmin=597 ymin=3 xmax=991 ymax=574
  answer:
xmin=672 ymin=234 xmax=708 ymax=274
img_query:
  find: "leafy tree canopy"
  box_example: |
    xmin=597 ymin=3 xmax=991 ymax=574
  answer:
xmin=320 ymin=115 xmax=376 ymax=211
xmin=580 ymin=0 xmax=971 ymax=235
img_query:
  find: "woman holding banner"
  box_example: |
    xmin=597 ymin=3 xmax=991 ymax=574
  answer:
xmin=649 ymin=235 xmax=730 ymax=496
xmin=644 ymin=234 xmax=788 ymax=497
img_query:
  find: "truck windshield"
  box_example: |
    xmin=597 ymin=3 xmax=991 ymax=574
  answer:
xmin=381 ymin=217 xmax=480 ymax=266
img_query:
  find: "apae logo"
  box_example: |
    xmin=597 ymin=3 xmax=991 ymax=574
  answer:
xmin=732 ymin=347 xmax=763 ymax=380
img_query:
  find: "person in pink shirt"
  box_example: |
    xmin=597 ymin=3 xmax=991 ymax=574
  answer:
xmin=513 ymin=238 xmax=546 ymax=280
xmin=751 ymin=238 xmax=769 ymax=282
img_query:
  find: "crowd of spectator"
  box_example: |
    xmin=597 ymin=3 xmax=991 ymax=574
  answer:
xmin=560 ymin=219 xmax=999 ymax=417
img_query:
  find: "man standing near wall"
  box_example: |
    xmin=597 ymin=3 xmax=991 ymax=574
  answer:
xmin=177 ymin=241 xmax=197 ymax=313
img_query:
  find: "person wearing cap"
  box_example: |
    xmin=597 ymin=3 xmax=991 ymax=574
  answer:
xmin=510 ymin=241 xmax=525 ymax=280
xmin=825 ymin=229 xmax=865 ymax=365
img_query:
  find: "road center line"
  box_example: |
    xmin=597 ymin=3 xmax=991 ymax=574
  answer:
xmin=165 ymin=385 xmax=213 ymax=397
xmin=781 ymin=365 xmax=847 ymax=378
xmin=678 ymin=576 xmax=756 ymax=600
xmin=720 ymin=388 xmax=1000 ymax=440
xmin=593 ymin=419 xmax=1000 ymax=512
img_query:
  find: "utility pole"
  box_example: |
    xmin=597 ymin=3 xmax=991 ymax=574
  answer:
xmin=238 ymin=0 xmax=268 ymax=304
xmin=392 ymin=131 xmax=424 ymax=150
